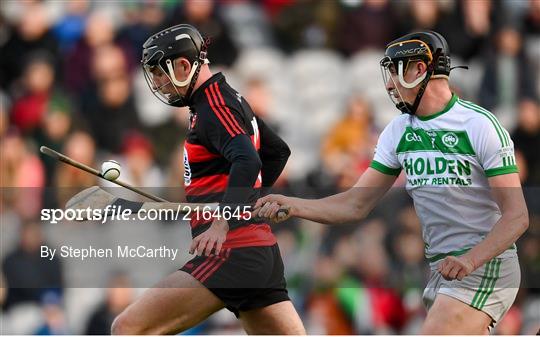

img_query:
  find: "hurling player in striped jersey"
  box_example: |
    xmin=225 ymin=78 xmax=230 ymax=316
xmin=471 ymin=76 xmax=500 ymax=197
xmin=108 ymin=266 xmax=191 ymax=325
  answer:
xmin=111 ymin=24 xmax=305 ymax=335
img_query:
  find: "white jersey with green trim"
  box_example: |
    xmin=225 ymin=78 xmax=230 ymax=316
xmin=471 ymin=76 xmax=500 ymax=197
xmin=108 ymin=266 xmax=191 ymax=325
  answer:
xmin=370 ymin=94 xmax=518 ymax=264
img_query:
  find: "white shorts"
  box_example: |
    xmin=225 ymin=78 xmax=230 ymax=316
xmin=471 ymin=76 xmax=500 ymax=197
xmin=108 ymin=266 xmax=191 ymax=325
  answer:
xmin=423 ymin=256 xmax=520 ymax=326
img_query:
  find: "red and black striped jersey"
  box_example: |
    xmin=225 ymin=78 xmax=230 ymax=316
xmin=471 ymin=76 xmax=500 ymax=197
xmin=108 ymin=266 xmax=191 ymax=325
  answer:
xmin=184 ymin=73 xmax=290 ymax=249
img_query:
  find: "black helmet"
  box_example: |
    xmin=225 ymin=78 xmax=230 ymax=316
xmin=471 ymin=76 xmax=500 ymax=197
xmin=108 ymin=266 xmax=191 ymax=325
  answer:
xmin=141 ymin=24 xmax=209 ymax=107
xmin=380 ymin=31 xmax=461 ymax=115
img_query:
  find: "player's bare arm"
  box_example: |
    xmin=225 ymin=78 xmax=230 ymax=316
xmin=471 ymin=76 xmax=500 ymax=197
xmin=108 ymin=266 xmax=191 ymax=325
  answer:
xmin=438 ymin=172 xmax=529 ymax=281
xmin=255 ymin=167 xmax=397 ymax=224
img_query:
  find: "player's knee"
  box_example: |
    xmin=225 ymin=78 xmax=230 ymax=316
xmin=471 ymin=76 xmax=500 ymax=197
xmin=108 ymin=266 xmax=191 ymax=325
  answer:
xmin=110 ymin=315 xmax=127 ymax=335
xmin=421 ymin=296 xmax=488 ymax=334
xmin=420 ymin=312 xmax=460 ymax=334
xmin=420 ymin=317 xmax=449 ymax=334
xmin=291 ymin=325 xmax=307 ymax=335
xmin=170 ymin=313 xmax=198 ymax=333
xmin=111 ymin=315 xmax=131 ymax=335
xmin=111 ymin=313 xmax=143 ymax=335
xmin=422 ymin=302 xmax=457 ymax=333
xmin=111 ymin=310 xmax=193 ymax=335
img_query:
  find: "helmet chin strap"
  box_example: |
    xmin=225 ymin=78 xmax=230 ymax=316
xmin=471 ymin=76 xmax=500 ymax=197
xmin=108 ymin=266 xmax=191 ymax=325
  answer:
xmin=164 ymin=46 xmax=209 ymax=107
xmin=397 ymin=49 xmax=442 ymax=115
xmin=166 ymin=58 xmax=199 ymax=87
xmin=398 ymin=60 xmax=426 ymax=89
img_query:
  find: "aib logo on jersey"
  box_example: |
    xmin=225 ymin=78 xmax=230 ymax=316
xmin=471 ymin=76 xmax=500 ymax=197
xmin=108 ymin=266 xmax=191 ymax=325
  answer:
xmin=183 ymin=146 xmax=192 ymax=186
xmin=442 ymin=132 xmax=459 ymax=148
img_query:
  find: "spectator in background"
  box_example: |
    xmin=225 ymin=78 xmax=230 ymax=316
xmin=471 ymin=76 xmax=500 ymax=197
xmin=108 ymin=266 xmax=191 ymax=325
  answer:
xmin=437 ymin=0 xmax=493 ymax=61
xmin=53 ymin=131 xmax=96 ymax=207
xmin=63 ymin=11 xmax=135 ymax=96
xmin=34 ymin=292 xmax=70 ymax=335
xmin=337 ymin=0 xmax=397 ymax=56
xmin=523 ymin=0 xmax=540 ymax=99
xmin=141 ymin=104 xmax=190 ymax=167
xmin=243 ymin=77 xmax=280 ymax=131
xmin=0 ymin=132 xmax=45 ymax=219
xmin=494 ymin=305 xmax=523 ymax=335
xmin=0 ymin=1 xmax=59 ymax=90
xmin=2 ymin=222 xmax=63 ymax=311
xmin=106 ymin=132 xmax=164 ymax=190
xmin=167 ymin=0 xmax=238 ymax=67
xmin=524 ymin=0 xmax=540 ymax=35
xmin=516 ymin=215 xmax=540 ymax=334
xmin=0 ymin=132 xmax=44 ymax=190
xmin=10 ymin=53 xmax=59 ymax=137
xmin=117 ymin=1 xmax=166 ymax=56
xmin=390 ymin=229 xmax=428 ymax=332
xmin=321 ymin=96 xmax=377 ymax=190
xmin=478 ymin=26 xmax=538 ymax=130
xmin=273 ymin=0 xmax=340 ymax=53
xmin=35 ymin=97 xmax=73 ymax=186
xmin=85 ymin=272 xmax=133 ymax=335
xmin=396 ymin=0 xmax=441 ymax=34
xmin=304 ymin=252 xmax=351 ymax=334
xmin=331 ymin=221 xmax=406 ymax=334
xmin=79 ymin=45 xmax=142 ymax=153
xmin=0 ymin=273 xmax=6 ymax=307
xmin=304 ymin=220 xmax=406 ymax=334
xmin=0 ymin=91 xmax=10 ymax=138
xmin=240 ymin=78 xmax=292 ymax=191
xmin=52 ymin=0 xmax=89 ymax=53
xmin=391 ymin=230 xmax=427 ymax=291
xmin=512 ymin=99 xmax=540 ymax=186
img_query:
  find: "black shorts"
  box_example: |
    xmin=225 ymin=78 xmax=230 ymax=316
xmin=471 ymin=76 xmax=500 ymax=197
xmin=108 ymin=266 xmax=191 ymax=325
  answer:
xmin=180 ymin=244 xmax=290 ymax=317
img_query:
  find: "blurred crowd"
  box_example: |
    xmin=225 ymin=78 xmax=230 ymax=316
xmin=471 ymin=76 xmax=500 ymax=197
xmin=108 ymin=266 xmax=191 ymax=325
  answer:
xmin=1 ymin=0 xmax=539 ymax=335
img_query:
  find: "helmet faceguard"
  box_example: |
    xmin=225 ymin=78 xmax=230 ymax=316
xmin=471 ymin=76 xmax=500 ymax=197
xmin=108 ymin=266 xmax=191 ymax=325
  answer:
xmin=380 ymin=31 xmax=454 ymax=115
xmin=141 ymin=24 xmax=209 ymax=107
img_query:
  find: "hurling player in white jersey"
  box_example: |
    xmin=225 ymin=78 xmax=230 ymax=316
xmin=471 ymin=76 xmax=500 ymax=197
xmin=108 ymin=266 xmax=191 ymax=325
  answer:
xmin=255 ymin=30 xmax=529 ymax=334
